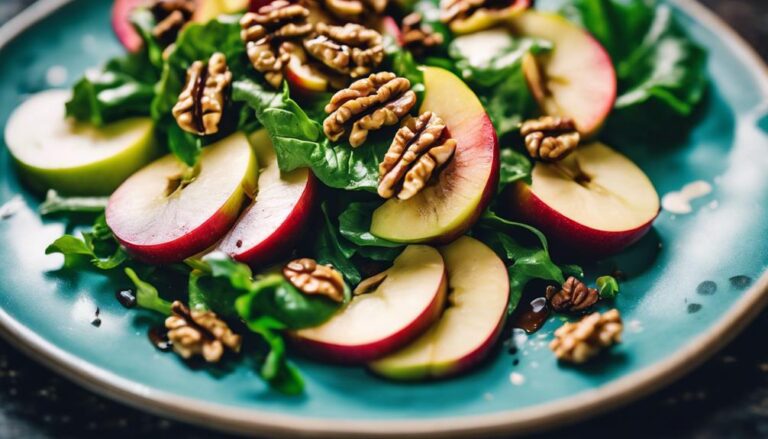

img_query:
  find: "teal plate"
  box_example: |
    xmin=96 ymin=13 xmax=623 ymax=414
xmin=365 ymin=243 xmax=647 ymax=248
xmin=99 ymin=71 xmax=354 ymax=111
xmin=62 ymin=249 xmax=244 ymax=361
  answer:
xmin=1 ymin=0 xmax=767 ymax=436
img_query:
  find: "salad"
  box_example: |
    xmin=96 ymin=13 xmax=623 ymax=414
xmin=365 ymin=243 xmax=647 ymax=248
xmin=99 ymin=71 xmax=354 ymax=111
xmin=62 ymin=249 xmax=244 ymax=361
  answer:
xmin=3 ymin=0 xmax=707 ymax=394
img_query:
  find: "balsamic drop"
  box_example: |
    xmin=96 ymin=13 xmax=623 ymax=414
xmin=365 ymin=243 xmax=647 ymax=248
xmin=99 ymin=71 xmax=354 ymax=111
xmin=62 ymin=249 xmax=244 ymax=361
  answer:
xmin=687 ymin=303 xmax=702 ymax=314
xmin=729 ymin=275 xmax=753 ymax=290
xmin=696 ymin=281 xmax=717 ymax=296
xmin=510 ymin=297 xmax=550 ymax=334
xmin=116 ymin=289 xmax=137 ymax=309
xmin=148 ymin=327 xmax=173 ymax=352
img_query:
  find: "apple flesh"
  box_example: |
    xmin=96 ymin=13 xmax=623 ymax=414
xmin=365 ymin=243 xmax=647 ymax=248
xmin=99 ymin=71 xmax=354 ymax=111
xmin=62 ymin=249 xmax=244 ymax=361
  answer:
xmin=291 ymin=245 xmax=448 ymax=364
xmin=218 ymin=130 xmax=316 ymax=266
xmin=106 ymin=132 xmax=257 ymax=264
xmin=504 ymin=142 xmax=660 ymax=256
xmin=4 ymin=90 xmax=158 ymax=196
xmin=369 ymin=236 xmax=509 ymax=380
xmin=370 ymin=66 xmax=499 ymax=243
xmin=450 ymin=0 xmax=530 ymax=35
xmin=507 ymin=11 xmax=616 ymax=138
xmin=112 ymin=0 xmax=249 ymax=52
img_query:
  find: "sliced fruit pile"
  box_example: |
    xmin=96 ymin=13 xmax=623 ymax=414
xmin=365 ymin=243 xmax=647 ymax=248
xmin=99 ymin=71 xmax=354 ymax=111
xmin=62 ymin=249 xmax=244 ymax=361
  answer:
xmin=4 ymin=0 xmax=713 ymax=393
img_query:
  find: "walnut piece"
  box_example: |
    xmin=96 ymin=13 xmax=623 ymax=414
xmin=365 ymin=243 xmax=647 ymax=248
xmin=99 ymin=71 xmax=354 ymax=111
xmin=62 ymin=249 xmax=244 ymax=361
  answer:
xmin=283 ymin=258 xmax=346 ymax=303
xmin=324 ymin=71 xmax=417 ymax=147
xmin=150 ymin=0 xmax=195 ymax=46
xmin=304 ymin=23 xmax=384 ymax=80
xmin=378 ymin=112 xmax=456 ymax=200
xmin=546 ymin=277 xmax=599 ymax=314
xmin=240 ymin=0 xmax=313 ymax=88
xmin=402 ymin=12 xmax=444 ymax=54
xmin=520 ymin=116 xmax=580 ymax=162
xmin=165 ymin=301 xmax=242 ymax=363
xmin=172 ymin=52 xmax=233 ymax=136
xmin=550 ymin=309 xmax=623 ymax=364
xmin=320 ymin=0 xmax=388 ymax=22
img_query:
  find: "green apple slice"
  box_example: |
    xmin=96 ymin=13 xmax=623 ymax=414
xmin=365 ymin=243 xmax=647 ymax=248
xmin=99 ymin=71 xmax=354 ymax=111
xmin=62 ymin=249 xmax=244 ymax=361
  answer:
xmin=4 ymin=89 xmax=157 ymax=195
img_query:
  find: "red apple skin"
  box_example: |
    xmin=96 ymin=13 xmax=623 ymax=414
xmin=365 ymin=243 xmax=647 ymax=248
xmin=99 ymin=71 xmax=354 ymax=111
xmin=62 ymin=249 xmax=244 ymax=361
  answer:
xmin=431 ymin=123 xmax=500 ymax=245
xmin=289 ymin=275 xmax=448 ymax=364
xmin=505 ymin=183 xmax=659 ymax=257
xmin=112 ymin=0 xmax=144 ymax=53
xmin=226 ymin=174 xmax=318 ymax=267
xmin=108 ymin=196 xmax=245 ymax=265
xmin=380 ymin=16 xmax=402 ymax=45
xmin=440 ymin=312 xmax=508 ymax=378
xmin=249 ymin=0 xmax=274 ymax=11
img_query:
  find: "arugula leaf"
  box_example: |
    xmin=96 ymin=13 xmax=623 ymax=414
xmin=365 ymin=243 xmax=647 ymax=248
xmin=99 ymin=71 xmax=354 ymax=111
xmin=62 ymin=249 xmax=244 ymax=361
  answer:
xmin=562 ymin=0 xmax=707 ymax=140
xmin=234 ymin=80 xmax=394 ymax=192
xmin=124 ymin=267 xmax=173 ymax=315
xmin=243 ymin=316 xmax=304 ymax=395
xmin=45 ymin=215 xmax=128 ymax=270
xmin=38 ymin=190 xmax=108 ymax=216
xmin=474 ymin=212 xmax=567 ymax=314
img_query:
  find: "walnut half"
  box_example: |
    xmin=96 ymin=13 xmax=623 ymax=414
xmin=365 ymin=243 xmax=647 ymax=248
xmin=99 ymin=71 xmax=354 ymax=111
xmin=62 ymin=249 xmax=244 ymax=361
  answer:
xmin=165 ymin=301 xmax=242 ymax=363
xmin=283 ymin=258 xmax=346 ymax=303
xmin=172 ymin=52 xmax=233 ymax=136
xmin=304 ymin=23 xmax=385 ymax=80
xmin=378 ymin=112 xmax=456 ymax=200
xmin=324 ymin=71 xmax=417 ymax=147
xmin=520 ymin=116 xmax=581 ymax=162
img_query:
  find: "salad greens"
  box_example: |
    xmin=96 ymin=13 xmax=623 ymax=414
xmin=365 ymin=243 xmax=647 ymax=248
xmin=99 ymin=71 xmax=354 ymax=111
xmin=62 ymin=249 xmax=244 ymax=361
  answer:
xmin=561 ymin=0 xmax=707 ymax=140
xmin=48 ymin=0 xmax=708 ymax=393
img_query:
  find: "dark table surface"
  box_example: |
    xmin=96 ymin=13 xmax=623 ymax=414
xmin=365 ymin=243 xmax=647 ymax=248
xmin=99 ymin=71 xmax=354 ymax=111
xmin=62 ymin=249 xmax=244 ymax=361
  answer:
xmin=2 ymin=1 xmax=768 ymax=438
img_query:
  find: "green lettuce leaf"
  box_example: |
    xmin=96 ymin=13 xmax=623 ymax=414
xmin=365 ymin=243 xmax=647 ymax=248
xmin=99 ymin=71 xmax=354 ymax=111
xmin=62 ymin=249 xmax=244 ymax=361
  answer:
xmin=562 ymin=0 xmax=707 ymax=140
xmin=124 ymin=267 xmax=173 ymax=315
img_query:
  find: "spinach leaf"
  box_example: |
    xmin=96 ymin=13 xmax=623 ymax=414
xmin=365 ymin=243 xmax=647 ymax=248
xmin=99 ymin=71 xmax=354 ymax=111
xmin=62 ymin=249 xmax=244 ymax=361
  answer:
xmin=563 ymin=0 xmax=707 ymax=140
xmin=474 ymin=212 xmax=566 ymax=314
xmin=45 ymin=214 xmax=128 ymax=270
xmin=66 ymin=10 xmax=161 ymax=126
xmin=234 ymin=80 xmax=394 ymax=192
xmin=448 ymin=34 xmax=550 ymax=140
xmin=314 ymin=203 xmax=362 ymax=285
xmin=338 ymin=202 xmax=403 ymax=249
xmin=38 ymin=190 xmax=108 ymax=215
xmin=151 ymin=15 xmax=248 ymax=165
xmin=498 ymin=148 xmax=532 ymax=192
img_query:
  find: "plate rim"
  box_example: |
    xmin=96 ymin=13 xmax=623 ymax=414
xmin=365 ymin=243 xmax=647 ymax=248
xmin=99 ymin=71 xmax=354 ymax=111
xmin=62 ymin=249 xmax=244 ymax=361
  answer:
xmin=1 ymin=0 xmax=767 ymax=437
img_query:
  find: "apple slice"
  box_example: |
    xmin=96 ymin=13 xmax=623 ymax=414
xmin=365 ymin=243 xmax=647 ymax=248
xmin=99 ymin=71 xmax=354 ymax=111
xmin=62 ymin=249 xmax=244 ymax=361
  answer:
xmin=4 ymin=90 xmax=157 ymax=196
xmin=291 ymin=245 xmax=447 ymax=364
xmin=218 ymin=130 xmax=317 ymax=266
xmin=507 ymin=11 xmax=616 ymax=138
xmin=106 ymin=132 xmax=257 ymax=264
xmin=369 ymin=236 xmax=509 ymax=380
xmin=449 ymin=0 xmax=531 ymax=35
xmin=370 ymin=66 xmax=499 ymax=243
xmin=504 ymin=142 xmax=660 ymax=256
xmin=113 ymin=0 xmax=249 ymax=52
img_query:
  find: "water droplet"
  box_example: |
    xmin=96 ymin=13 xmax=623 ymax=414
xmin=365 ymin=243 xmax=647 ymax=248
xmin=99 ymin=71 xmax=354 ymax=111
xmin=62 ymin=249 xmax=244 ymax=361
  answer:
xmin=696 ymin=281 xmax=717 ymax=295
xmin=509 ymin=372 xmax=526 ymax=386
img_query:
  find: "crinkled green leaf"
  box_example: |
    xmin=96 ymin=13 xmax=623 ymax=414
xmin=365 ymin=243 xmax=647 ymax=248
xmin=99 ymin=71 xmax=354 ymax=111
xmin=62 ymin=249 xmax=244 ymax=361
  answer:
xmin=124 ymin=267 xmax=173 ymax=315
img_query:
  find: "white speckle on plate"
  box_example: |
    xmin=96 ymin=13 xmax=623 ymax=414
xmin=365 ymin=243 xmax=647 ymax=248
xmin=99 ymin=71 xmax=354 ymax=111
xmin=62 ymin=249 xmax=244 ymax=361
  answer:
xmin=512 ymin=328 xmax=528 ymax=346
xmin=661 ymin=180 xmax=713 ymax=215
xmin=708 ymin=200 xmax=719 ymax=210
xmin=483 ymin=392 xmax=494 ymax=401
xmin=0 ymin=196 xmax=25 ymax=219
xmin=46 ymin=65 xmax=68 ymax=87
xmin=530 ymin=361 xmax=539 ymax=369
xmin=627 ymin=319 xmax=644 ymax=334
xmin=509 ymin=372 xmax=526 ymax=386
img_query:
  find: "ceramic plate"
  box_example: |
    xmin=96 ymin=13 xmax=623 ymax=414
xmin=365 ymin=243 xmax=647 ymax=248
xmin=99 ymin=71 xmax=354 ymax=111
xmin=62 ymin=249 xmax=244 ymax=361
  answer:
xmin=1 ymin=0 xmax=767 ymax=436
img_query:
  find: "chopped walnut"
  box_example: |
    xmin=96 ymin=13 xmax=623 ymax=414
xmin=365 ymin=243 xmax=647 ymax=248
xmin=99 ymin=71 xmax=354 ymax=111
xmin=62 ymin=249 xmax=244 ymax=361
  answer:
xmin=304 ymin=23 xmax=384 ymax=80
xmin=165 ymin=301 xmax=242 ymax=363
xmin=172 ymin=52 xmax=233 ymax=136
xmin=324 ymin=71 xmax=417 ymax=147
xmin=550 ymin=309 xmax=623 ymax=364
xmin=240 ymin=1 xmax=313 ymax=88
xmin=378 ymin=112 xmax=456 ymax=200
xmin=150 ymin=0 xmax=195 ymax=46
xmin=401 ymin=13 xmax=444 ymax=54
xmin=283 ymin=258 xmax=346 ymax=303
xmin=520 ymin=116 xmax=580 ymax=162
xmin=320 ymin=0 xmax=388 ymax=22
xmin=546 ymin=277 xmax=599 ymax=314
